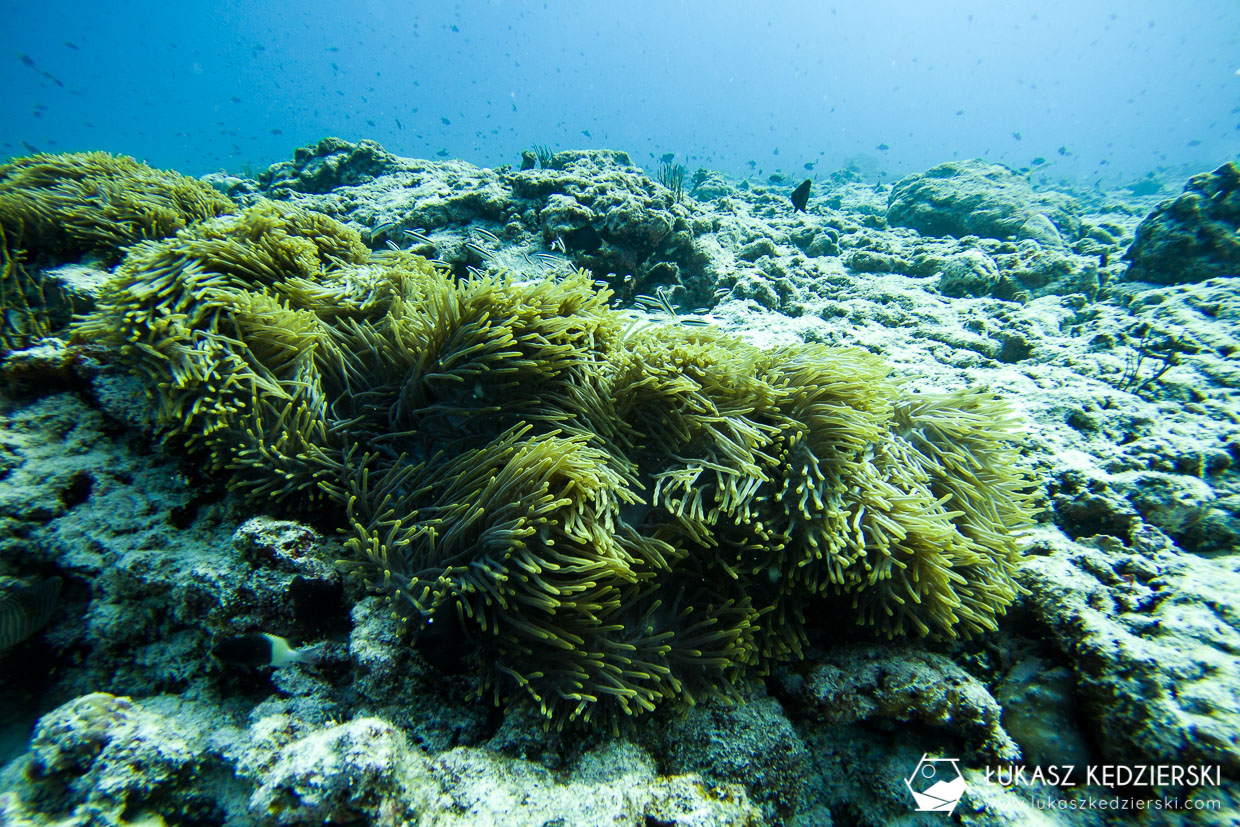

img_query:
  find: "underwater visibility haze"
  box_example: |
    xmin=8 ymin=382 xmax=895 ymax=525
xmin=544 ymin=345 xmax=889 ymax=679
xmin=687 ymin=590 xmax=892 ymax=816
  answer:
xmin=0 ymin=2 xmax=1239 ymax=825
xmin=3 ymin=0 xmax=1239 ymax=185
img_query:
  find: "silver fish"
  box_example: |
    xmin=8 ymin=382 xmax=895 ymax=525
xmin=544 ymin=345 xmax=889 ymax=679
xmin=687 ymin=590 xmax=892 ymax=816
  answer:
xmin=464 ymin=241 xmax=492 ymax=259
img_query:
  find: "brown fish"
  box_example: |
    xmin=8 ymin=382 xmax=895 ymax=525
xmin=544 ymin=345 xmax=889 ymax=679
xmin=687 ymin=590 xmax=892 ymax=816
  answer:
xmin=791 ymin=179 xmax=811 ymax=212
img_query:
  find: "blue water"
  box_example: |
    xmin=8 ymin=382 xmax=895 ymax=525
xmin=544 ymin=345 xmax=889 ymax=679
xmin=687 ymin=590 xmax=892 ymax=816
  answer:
xmin=3 ymin=0 xmax=1238 ymax=186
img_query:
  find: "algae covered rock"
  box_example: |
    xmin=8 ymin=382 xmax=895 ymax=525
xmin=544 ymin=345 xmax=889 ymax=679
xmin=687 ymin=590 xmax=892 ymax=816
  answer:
xmin=1123 ymin=162 xmax=1240 ymax=285
xmin=776 ymin=645 xmax=1019 ymax=762
xmin=887 ymin=158 xmax=1079 ymax=242
xmin=1020 ymin=529 xmax=1240 ymax=775
xmin=259 ymin=136 xmax=403 ymax=195
xmin=938 ymin=249 xmax=1003 ymax=297
xmin=245 ymin=717 xmax=438 ymax=825
xmin=2 ymin=693 xmax=210 ymax=825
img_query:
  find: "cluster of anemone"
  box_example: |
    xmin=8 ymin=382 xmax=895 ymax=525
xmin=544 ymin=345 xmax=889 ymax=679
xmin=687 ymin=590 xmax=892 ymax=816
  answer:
xmin=3 ymin=153 xmax=1035 ymax=727
xmin=75 ymin=201 xmax=1033 ymax=725
xmin=0 ymin=151 xmax=233 ymax=351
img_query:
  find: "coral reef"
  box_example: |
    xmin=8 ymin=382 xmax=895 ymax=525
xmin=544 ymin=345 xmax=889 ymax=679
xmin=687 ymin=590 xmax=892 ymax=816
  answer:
xmin=221 ymin=139 xmax=713 ymax=311
xmin=71 ymin=196 xmax=1033 ymax=726
xmin=1123 ymin=161 xmax=1240 ymax=285
xmin=8 ymin=144 xmax=1240 ymax=824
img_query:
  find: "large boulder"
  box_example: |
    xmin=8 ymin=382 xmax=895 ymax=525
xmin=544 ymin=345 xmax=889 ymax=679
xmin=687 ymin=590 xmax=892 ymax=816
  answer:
xmin=1123 ymin=162 xmax=1240 ymax=285
xmin=887 ymin=159 xmax=1079 ymax=243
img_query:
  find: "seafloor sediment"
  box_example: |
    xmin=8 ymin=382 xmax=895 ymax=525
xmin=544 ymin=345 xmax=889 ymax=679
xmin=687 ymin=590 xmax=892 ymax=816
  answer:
xmin=0 ymin=140 xmax=1236 ymax=826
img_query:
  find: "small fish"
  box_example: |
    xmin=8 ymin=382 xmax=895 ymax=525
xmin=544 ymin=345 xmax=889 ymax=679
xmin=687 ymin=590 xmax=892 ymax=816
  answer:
xmin=466 ymin=265 xmax=488 ymax=278
xmin=534 ymin=252 xmax=565 ymax=265
xmin=679 ymin=318 xmax=711 ymax=327
xmin=464 ymin=241 xmax=491 ymax=259
xmin=436 ymin=148 xmax=449 ymax=157
xmin=405 ymin=229 xmax=435 ymax=245
xmin=441 ymin=116 xmax=451 ymax=126
xmin=804 ymin=161 xmax=815 ymax=170
xmin=474 ymin=227 xmax=500 ymax=243
xmin=655 ymin=286 xmax=677 ymax=314
xmin=415 ymin=611 xmax=466 ymax=673
xmin=1187 ymin=139 xmax=1202 ymax=147
xmin=64 ymin=41 xmax=79 ymax=50
xmin=212 ymin=633 xmax=324 ymax=670
xmin=18 ymin=53 xmax=37 ymax=69
xmin=713 ymin=288 xmax=731 ymax=299
xmin=550 ymin=235 xmax=566 ymax=253
xmin=582 ymin=129 xmax=592 ymax=138
xmin=269 ymin=128 xmax=282 ymax=136
xmin=1031 ymin=156 xmax=1046 ymax=165
xmin=0 ymin=577 xmax=61 ymax=651
xmin=1058 ymin=145 xmax=1069 ymax=156
xmin=592 ymin=280 xmax=611 ymax=289
xmin=1012 ymin=131 xmax=1023 ymax=140
xmin=876 ymin=143 xmax=889 ymax=151
xmin=372 ymin=220 xmax=398 ymax=236
xmin=428 ymin=258 xmax=451 ymax=268
xmin=395 ymin=118 xmax=403 ymax=130
xmin=385 ymin=239 xmax=401 ymax=251
xmin=660 ymin=152 xmax=675 ymax=163
xmin=791 ymin=179 xmax=812 ymax=212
